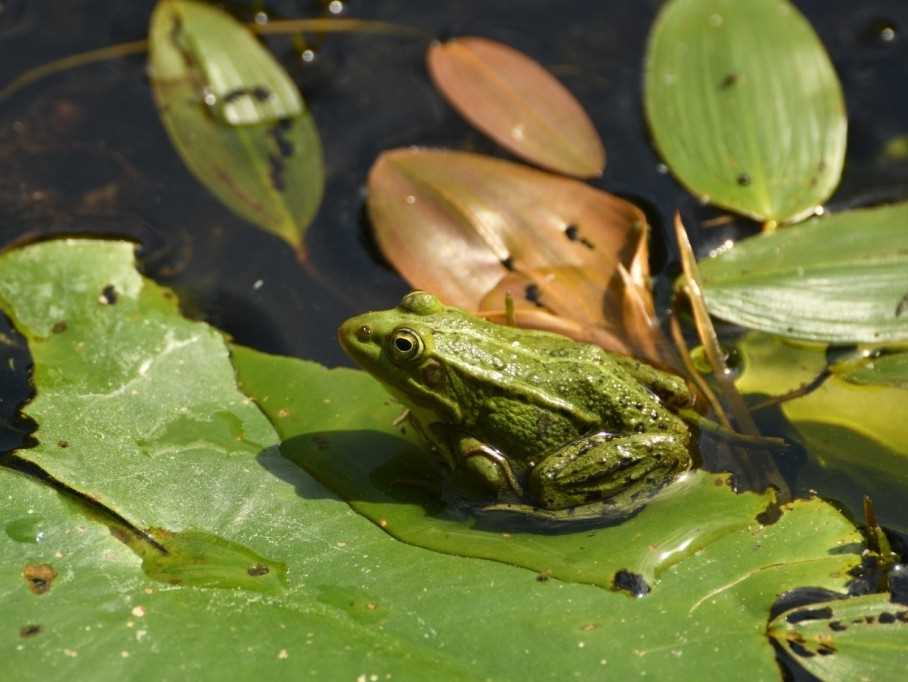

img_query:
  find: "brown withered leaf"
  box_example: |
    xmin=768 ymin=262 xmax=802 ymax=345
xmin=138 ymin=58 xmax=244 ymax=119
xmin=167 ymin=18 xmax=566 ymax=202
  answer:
xmin=477 ymin=272 xmax=632 ymax=355
xmin=427 ymin=37 xmax=605 ymax=178
xmin=367 ymin=148 xmax=654 ymax=352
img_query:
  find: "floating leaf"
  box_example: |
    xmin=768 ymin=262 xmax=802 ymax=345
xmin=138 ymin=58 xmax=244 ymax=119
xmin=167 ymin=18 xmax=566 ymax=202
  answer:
xmin=234 ymin=344 xmax=865 ymax=678
xmin=427 ymin=37 xmax=605 ymax=177
xmin=367 ymin=148 xmax=653 ymax=350
xmin=769 ymin=593 xmax=908 ymax=680
xmin=698 ymin=202 xmax=908 ymax=343
xmin=148 ymin=0 xmax=324 ymax=251
xmin=644 ymin=0 xmax=846 ymax=223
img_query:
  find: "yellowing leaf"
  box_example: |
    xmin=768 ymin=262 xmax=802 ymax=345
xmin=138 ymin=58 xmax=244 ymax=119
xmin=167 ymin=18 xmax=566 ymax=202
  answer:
xmin=367 ymin=148 xmax=651 ymax=349
xmin=644 ymin=0 xmax=846 ymax=223
xmin=428 ymin=37 xmax=605 ymax=178
xmin=148 ymin=0 xmax=324 ymax=252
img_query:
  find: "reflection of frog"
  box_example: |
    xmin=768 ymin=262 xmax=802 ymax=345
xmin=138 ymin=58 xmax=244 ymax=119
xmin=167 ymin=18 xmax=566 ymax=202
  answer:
xmin=338 ymin=291 xmax=693 ymax=510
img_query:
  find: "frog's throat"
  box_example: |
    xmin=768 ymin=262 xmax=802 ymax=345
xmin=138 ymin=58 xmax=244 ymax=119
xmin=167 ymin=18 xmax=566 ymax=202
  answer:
xmin=381 ymin=377 xmax=463 ymax=424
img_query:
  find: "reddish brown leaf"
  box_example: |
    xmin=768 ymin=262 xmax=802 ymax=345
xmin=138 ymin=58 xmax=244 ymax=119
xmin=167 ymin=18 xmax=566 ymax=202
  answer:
xmin=367 ymin=148 xmax=655 ymax=352
xmin=477 ymin=272 xmax=632 ymax=355
xmin=427 ymin=37 xmax=605 ymax=178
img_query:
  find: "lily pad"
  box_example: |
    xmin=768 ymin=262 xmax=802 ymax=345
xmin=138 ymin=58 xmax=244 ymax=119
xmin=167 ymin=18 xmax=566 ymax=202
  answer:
xmin=644 ymin=0 xmax=845 ymax=223
xmin=148 ymin=0 xmax=324 ymax=252
xmin=768 ymin=593 xmax=908 ymax=681
xmin=427 ymin=37 xmax=605 ymax=177
xmin=698 ymin=202 xmax=908 ymax=343
xmin=0 ymin=238 xmax=868 ymax=680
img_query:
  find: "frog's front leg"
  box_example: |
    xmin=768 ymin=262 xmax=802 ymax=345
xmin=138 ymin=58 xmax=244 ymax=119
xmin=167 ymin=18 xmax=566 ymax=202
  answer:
xmin=425 ymin=422 xmax=524 ymax=497
xmin=458 ymin=436 xmax=524 ymax=497
xmin=528 ymin=431 xmax=691 ymax=510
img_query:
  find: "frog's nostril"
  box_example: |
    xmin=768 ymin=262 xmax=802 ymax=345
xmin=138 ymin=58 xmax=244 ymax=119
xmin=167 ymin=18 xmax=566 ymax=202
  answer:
xmin=356 ymin=324 xmax=373 ymax=342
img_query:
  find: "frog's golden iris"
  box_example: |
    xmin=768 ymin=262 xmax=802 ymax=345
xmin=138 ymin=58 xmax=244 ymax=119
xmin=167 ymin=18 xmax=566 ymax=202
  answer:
xmin=338 ymin=291 xmax=693 ymax=511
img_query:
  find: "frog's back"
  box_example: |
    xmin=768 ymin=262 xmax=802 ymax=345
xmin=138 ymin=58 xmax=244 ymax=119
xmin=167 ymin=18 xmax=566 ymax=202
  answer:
xmin=429 ymin=311 xmax=686 ymax=435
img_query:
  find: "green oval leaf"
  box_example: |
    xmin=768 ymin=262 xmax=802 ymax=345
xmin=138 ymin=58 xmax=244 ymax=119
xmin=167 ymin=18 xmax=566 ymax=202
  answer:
xmin=644 ymin=0 xmax=846 ymax=223
xmin=698 ymin=203 xmax=908 ymax=343
xmin=149 ymin=0 xmax=324 ymax=251
xmin=427 ymin=37 xmax=605 ymax=177
xmin=769 ymin=593 xmax=908 ymax=680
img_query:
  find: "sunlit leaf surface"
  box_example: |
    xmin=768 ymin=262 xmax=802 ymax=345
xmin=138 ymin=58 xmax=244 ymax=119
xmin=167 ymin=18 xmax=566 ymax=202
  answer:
xmin=769 ymin=593 xmax=908 ymax=681
xmin=367 ymin=148 xmax=658 ymax=354
xmin=0 ymin=239 xmax=868 ymax=680
xmin=428 ymin=37 xmax=605 ymax=177
xmin=235 ymin=345 xmax=865 ymax=679
xmin=644 ymin=0 xmax=846 ymax=223
xmin=149 ymin=0 xmax=324 ymax=251
xmin=698 ymin=203 xmax=908 ymax=343
xmin=735 ymin=332 xmax=908 ymax=534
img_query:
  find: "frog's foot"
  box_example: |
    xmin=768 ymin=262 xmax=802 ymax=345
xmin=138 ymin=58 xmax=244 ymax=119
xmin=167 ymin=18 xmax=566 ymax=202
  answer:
xmin=528 ymin=431 xmax=690 ymax=510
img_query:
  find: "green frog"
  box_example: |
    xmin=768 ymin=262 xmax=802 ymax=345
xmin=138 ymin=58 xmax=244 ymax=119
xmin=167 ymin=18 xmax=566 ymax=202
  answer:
xmin=337 ymin=291 xmax=694 ymax=511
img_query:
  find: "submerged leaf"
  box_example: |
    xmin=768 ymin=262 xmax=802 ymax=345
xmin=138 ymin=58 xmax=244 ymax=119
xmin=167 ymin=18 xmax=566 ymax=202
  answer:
xmin=698 ymin=202 xmax=908 ymax=343
xmin=367 ymin=148 xmax=654 ymax=351
xmin=735 ymin=332 xmax=908 ymax=534
xmin=837 ymin=351 xmax=908 ymax=389
xmin=768 ymin=593 xmax=908 ymax=681
xmin=644 ymin=0 xmax=846 ymax=223
xmin=149 ymin=0 xmax=324 ymax=251
xmin=427 ymin=37 xmax=605 ymax=177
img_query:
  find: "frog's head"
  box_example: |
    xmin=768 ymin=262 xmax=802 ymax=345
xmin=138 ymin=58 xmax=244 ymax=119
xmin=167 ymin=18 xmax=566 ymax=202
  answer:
xmin=337 ymin=291 xmax=463 ymax=422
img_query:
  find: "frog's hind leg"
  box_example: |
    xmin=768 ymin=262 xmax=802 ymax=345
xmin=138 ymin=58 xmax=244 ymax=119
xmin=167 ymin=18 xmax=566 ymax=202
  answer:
xmin=528 ymin=431 xmax=690 ymax=510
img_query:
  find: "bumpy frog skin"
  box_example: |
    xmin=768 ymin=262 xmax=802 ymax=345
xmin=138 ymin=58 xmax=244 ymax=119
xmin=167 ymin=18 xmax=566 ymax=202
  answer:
xmin=337 ymin=291 xmax=693 ymax=511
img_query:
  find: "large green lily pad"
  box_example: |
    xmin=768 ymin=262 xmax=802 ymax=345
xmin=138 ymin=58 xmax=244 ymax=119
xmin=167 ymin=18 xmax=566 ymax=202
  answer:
xmin=233 ymin=345 xmax=856 ymax=591
xmin=0 ymin=239 xmax=869 ymax=680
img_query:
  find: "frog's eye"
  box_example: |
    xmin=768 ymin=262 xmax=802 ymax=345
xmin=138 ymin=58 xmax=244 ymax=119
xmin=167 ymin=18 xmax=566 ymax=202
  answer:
xmin=389 ymin=328 xmax=424 ymax=363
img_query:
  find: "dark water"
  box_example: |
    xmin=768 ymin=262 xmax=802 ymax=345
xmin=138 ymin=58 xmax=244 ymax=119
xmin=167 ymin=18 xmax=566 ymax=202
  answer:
xmin=1 ymin=1 xmax=907 ymax=530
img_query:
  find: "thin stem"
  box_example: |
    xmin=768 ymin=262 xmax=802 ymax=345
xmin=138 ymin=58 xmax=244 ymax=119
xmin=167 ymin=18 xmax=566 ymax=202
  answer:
xmin=0 ymin=17 xmax=426 ymax=103
xmin=673 ymin=212 xmax=759 ymax=436
xmin=253 ymin=18 xmax=428 ymax=39
xmin=0 ymin=39 xmax=148 ymax=102
xmin=669 ymin=307 xmax=731 ymax=427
